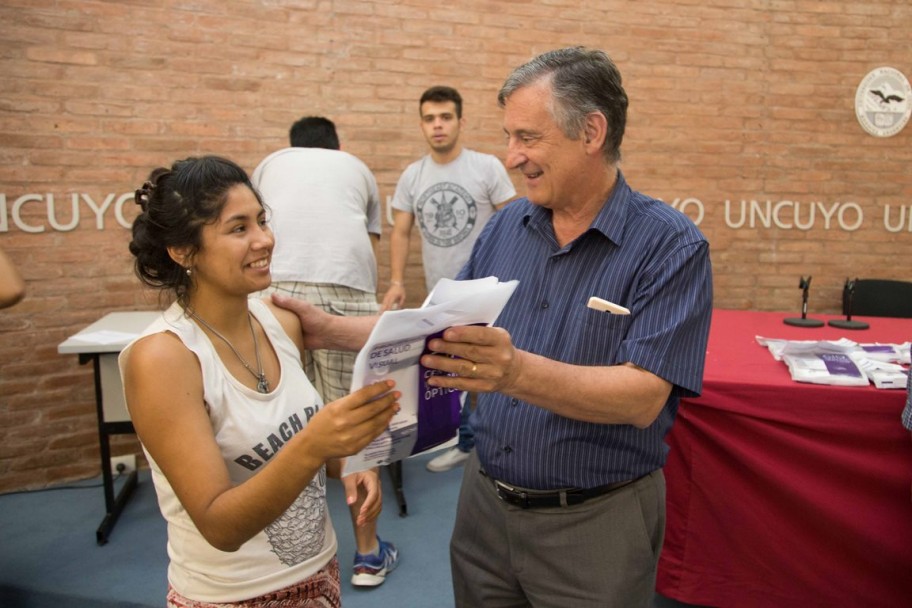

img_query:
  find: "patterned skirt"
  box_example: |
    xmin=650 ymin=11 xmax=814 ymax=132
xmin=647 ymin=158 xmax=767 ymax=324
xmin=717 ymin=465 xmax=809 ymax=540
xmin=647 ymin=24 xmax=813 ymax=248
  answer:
xmin=166 ymin=556 xmax=341 ymax=608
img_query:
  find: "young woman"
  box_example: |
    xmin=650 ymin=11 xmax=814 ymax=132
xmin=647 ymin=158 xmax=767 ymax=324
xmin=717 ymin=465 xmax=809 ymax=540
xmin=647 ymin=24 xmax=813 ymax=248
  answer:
xmin=120 ymin=155 xmax=399 ymax=607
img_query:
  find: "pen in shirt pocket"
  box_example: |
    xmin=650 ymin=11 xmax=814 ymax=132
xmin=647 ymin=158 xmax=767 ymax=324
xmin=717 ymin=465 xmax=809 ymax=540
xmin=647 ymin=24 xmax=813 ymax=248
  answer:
xmin=587 ymin=296 xmax=630 ymax=315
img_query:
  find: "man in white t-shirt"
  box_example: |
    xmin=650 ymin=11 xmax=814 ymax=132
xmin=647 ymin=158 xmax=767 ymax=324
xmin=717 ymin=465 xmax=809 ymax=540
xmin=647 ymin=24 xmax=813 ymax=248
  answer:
xmin=381 ymin=87 xmax=517 ymax=473
xmin=252 ymin=117 xmax=399 ymax=588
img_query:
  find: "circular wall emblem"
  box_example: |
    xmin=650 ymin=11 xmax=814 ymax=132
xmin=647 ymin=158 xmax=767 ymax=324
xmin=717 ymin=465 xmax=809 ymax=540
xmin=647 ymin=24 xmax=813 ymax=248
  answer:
xmin=416 ymin=182 xmax=477 ymax=247
xmin=855 ymin=66 xmax=911 ymax=137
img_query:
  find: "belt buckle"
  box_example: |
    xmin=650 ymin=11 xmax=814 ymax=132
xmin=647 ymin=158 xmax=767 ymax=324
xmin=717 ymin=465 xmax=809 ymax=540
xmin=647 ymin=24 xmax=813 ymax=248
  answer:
xmin=494 ymin=479 xmax=529 ymax=508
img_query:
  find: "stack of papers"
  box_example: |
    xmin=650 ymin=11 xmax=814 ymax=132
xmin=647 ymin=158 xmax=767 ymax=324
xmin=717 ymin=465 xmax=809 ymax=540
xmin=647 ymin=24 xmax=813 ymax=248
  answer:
xmin=343 ymin=277 xmax=519 ymax=476
xmin=756 ymin=336 xmax=910 ymax=389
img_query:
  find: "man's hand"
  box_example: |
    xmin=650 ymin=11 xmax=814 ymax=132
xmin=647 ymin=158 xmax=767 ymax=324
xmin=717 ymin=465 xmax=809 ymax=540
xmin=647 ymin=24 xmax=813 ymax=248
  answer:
xmin=381 ymin=283 xmax=406 ymax=312
xmin=271 ymin=292 xmax=377 ymax=351
xmin=420 ymin=325 xmax=522 ymax=394
xmin=270 ymin=293 xmax=332 ymax=350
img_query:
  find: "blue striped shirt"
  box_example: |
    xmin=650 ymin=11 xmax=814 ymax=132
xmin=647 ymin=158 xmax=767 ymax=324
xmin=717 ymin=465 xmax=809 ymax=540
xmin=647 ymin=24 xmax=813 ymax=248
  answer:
xmin=458 ymin=171 xmax=713 ymax=489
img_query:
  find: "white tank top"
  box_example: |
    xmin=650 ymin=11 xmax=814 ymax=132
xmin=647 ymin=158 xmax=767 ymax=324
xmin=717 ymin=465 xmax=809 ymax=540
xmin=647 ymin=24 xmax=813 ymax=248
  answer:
xmin=119 ymin=298 xmax=336 ymax=602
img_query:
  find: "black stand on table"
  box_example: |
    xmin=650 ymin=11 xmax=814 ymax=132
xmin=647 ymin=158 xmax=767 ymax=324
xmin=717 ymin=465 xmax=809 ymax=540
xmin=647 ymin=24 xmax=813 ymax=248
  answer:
xmin=828 ymin=278 xmax=870 ymax=330
xmin=784 ymin=276 xmax=824 ymax=328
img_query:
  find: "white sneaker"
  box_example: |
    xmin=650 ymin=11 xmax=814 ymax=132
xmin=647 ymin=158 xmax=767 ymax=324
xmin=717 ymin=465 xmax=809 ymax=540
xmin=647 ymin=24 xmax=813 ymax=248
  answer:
xmin=426 ymin=447 xmax=471 ymax=472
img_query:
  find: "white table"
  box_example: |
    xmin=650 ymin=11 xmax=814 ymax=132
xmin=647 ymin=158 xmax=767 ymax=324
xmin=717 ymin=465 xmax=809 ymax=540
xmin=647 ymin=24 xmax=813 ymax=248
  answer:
xmin=58 ymin=311 xmax=159 ymax=545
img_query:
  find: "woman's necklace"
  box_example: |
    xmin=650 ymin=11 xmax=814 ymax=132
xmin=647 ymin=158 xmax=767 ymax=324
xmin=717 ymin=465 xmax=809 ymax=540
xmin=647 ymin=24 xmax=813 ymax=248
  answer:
xmin=189 ymin=310 xmax=270 ymax=394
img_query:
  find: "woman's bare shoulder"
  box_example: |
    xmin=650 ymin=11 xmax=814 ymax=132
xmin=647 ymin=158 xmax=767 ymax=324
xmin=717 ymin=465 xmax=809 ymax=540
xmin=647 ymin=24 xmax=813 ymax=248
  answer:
xmin=123 ymin=330 xmax=195 ymax=372
xmin=261 ymin=298 xmax=305 ymax=354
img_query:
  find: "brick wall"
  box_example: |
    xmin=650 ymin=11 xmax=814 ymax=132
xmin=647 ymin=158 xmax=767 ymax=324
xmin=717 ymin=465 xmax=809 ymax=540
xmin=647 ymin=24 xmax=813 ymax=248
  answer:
xmin=1 ymin=0 xmax=910 ymax=490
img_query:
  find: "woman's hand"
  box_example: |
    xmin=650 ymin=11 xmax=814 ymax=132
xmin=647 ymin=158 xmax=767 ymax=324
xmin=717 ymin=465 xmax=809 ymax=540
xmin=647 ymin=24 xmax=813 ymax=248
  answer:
xmin=341 ymin=468 xmax=383 ymax=526
xmin=303 ymin=380 xmax=400 ymax=462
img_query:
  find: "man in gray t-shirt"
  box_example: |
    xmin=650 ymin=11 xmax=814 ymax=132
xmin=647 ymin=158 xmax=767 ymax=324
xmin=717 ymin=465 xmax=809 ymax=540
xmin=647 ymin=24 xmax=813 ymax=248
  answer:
xmin=382 ymin=86 xmax=516 ymax=473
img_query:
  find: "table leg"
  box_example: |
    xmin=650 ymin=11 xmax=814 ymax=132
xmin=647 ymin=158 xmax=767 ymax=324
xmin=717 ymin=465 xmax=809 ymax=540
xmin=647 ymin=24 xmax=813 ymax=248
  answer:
xmin=87 ymin=354 xmax=139 ymax=545
xmin=96 ymin=470 xmax=138 ymax=545
xmin=385 ymin=461 xmax=407 ymax=517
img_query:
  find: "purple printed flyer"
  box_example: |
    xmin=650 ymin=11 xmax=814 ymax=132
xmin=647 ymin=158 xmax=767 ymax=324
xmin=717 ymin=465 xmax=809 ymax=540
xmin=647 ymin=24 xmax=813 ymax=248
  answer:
xmin=820 ymin=354 xmax=863 ymax=377
xmin=342 ymin=277 xmax=518 ymax=476
xmin=413 ymin=329 xmax=462 ymax=454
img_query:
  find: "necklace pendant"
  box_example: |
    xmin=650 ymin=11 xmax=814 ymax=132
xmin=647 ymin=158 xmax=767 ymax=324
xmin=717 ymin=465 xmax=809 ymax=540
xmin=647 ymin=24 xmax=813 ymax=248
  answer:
xmin=256 ymin=376 xmax=270 ymax=394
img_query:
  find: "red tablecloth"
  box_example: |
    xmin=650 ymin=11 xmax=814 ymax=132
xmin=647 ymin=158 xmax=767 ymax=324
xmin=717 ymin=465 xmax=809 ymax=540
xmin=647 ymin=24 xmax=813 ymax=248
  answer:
xmin=657 ymin=309 xmax=912 ymax=608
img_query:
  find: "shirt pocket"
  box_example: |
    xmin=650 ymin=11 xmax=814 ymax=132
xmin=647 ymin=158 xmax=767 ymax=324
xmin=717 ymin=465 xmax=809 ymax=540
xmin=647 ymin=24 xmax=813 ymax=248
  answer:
xmin=565 ymin=306 xmax=632 ymax=366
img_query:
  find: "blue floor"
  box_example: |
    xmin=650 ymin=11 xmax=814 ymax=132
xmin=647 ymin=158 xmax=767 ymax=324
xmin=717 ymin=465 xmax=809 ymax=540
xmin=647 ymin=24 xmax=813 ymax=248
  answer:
xmin=0 ymin=450 xmax=698 ymax=607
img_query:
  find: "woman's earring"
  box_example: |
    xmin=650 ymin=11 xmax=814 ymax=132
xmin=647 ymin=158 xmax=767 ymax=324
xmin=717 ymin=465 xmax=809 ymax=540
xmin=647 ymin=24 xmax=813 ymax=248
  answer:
xmin=186 ymin=267 xmax=192 ymax=276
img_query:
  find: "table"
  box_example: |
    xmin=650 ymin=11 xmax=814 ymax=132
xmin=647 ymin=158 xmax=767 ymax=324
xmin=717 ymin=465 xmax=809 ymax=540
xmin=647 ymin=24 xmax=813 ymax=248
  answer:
xmin=657 ymin=309 xmax=912 ymax=608
xmin=58 ymin=311 xmax=159 ymax=545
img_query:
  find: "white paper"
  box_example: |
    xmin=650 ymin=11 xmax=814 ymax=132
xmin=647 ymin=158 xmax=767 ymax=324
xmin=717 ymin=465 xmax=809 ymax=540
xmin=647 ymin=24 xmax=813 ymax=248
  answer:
xmin=857 ymin=342 xmax=911 ymax=364
xmin=853 ymin=356 xmax=909 ymax=389
xmin=781 ymin=353 xmax=870 ymax=386
xmin=867 ymin=369 xmax=909 ymax=389
xmin=756 ymin=336 xmax=858 ymax=361
xmin=757 ymin=336 xmax=910 ymax=388
xmin=342 ymin=277 xmax=519 ymax=476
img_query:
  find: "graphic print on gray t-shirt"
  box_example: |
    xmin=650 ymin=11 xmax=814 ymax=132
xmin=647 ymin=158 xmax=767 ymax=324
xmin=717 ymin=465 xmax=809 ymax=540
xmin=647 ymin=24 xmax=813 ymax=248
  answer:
xmin=265 ymin=480 xmax=326 ymax=566
xmin=416 ymin=182 xmax=477 ymax=247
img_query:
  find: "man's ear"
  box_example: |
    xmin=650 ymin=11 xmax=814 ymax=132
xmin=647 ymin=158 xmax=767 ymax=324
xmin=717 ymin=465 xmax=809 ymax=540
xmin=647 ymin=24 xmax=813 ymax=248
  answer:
xmin=583 ymin=111 xmax=608 ymax=152
xmin=167 ymin=246 xmax=193 ymax=270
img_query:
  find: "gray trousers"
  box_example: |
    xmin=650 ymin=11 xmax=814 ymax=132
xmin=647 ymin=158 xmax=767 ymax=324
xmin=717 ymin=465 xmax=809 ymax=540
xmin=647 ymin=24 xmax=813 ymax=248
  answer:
xmin=450 ymin=451 xmax=665 ymax=608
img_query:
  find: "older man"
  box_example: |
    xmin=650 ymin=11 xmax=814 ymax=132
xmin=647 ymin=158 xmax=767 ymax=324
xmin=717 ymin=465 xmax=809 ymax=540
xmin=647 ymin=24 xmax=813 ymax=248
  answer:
xmin=419 ymin=47 xmax=713 ymax=607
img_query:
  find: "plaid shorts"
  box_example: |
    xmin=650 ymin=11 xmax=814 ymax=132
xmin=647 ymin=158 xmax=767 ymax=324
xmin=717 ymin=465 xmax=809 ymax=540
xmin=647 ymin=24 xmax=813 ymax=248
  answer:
xmin=257 ymin=282 xmax=379 ymax=403
xmin=166 ymin=556 xmax=340 ymax=608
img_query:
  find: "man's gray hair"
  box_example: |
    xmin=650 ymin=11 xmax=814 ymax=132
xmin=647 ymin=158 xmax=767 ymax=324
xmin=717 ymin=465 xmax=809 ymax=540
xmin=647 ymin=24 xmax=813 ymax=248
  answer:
xmin=498 ymin=47 xmax=628 ymax=164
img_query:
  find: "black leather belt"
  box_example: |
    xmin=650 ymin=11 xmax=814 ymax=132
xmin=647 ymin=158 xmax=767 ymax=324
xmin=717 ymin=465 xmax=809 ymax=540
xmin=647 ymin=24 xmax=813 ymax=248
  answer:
xmin=481 ymin=470 xmax=636 ymax=509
